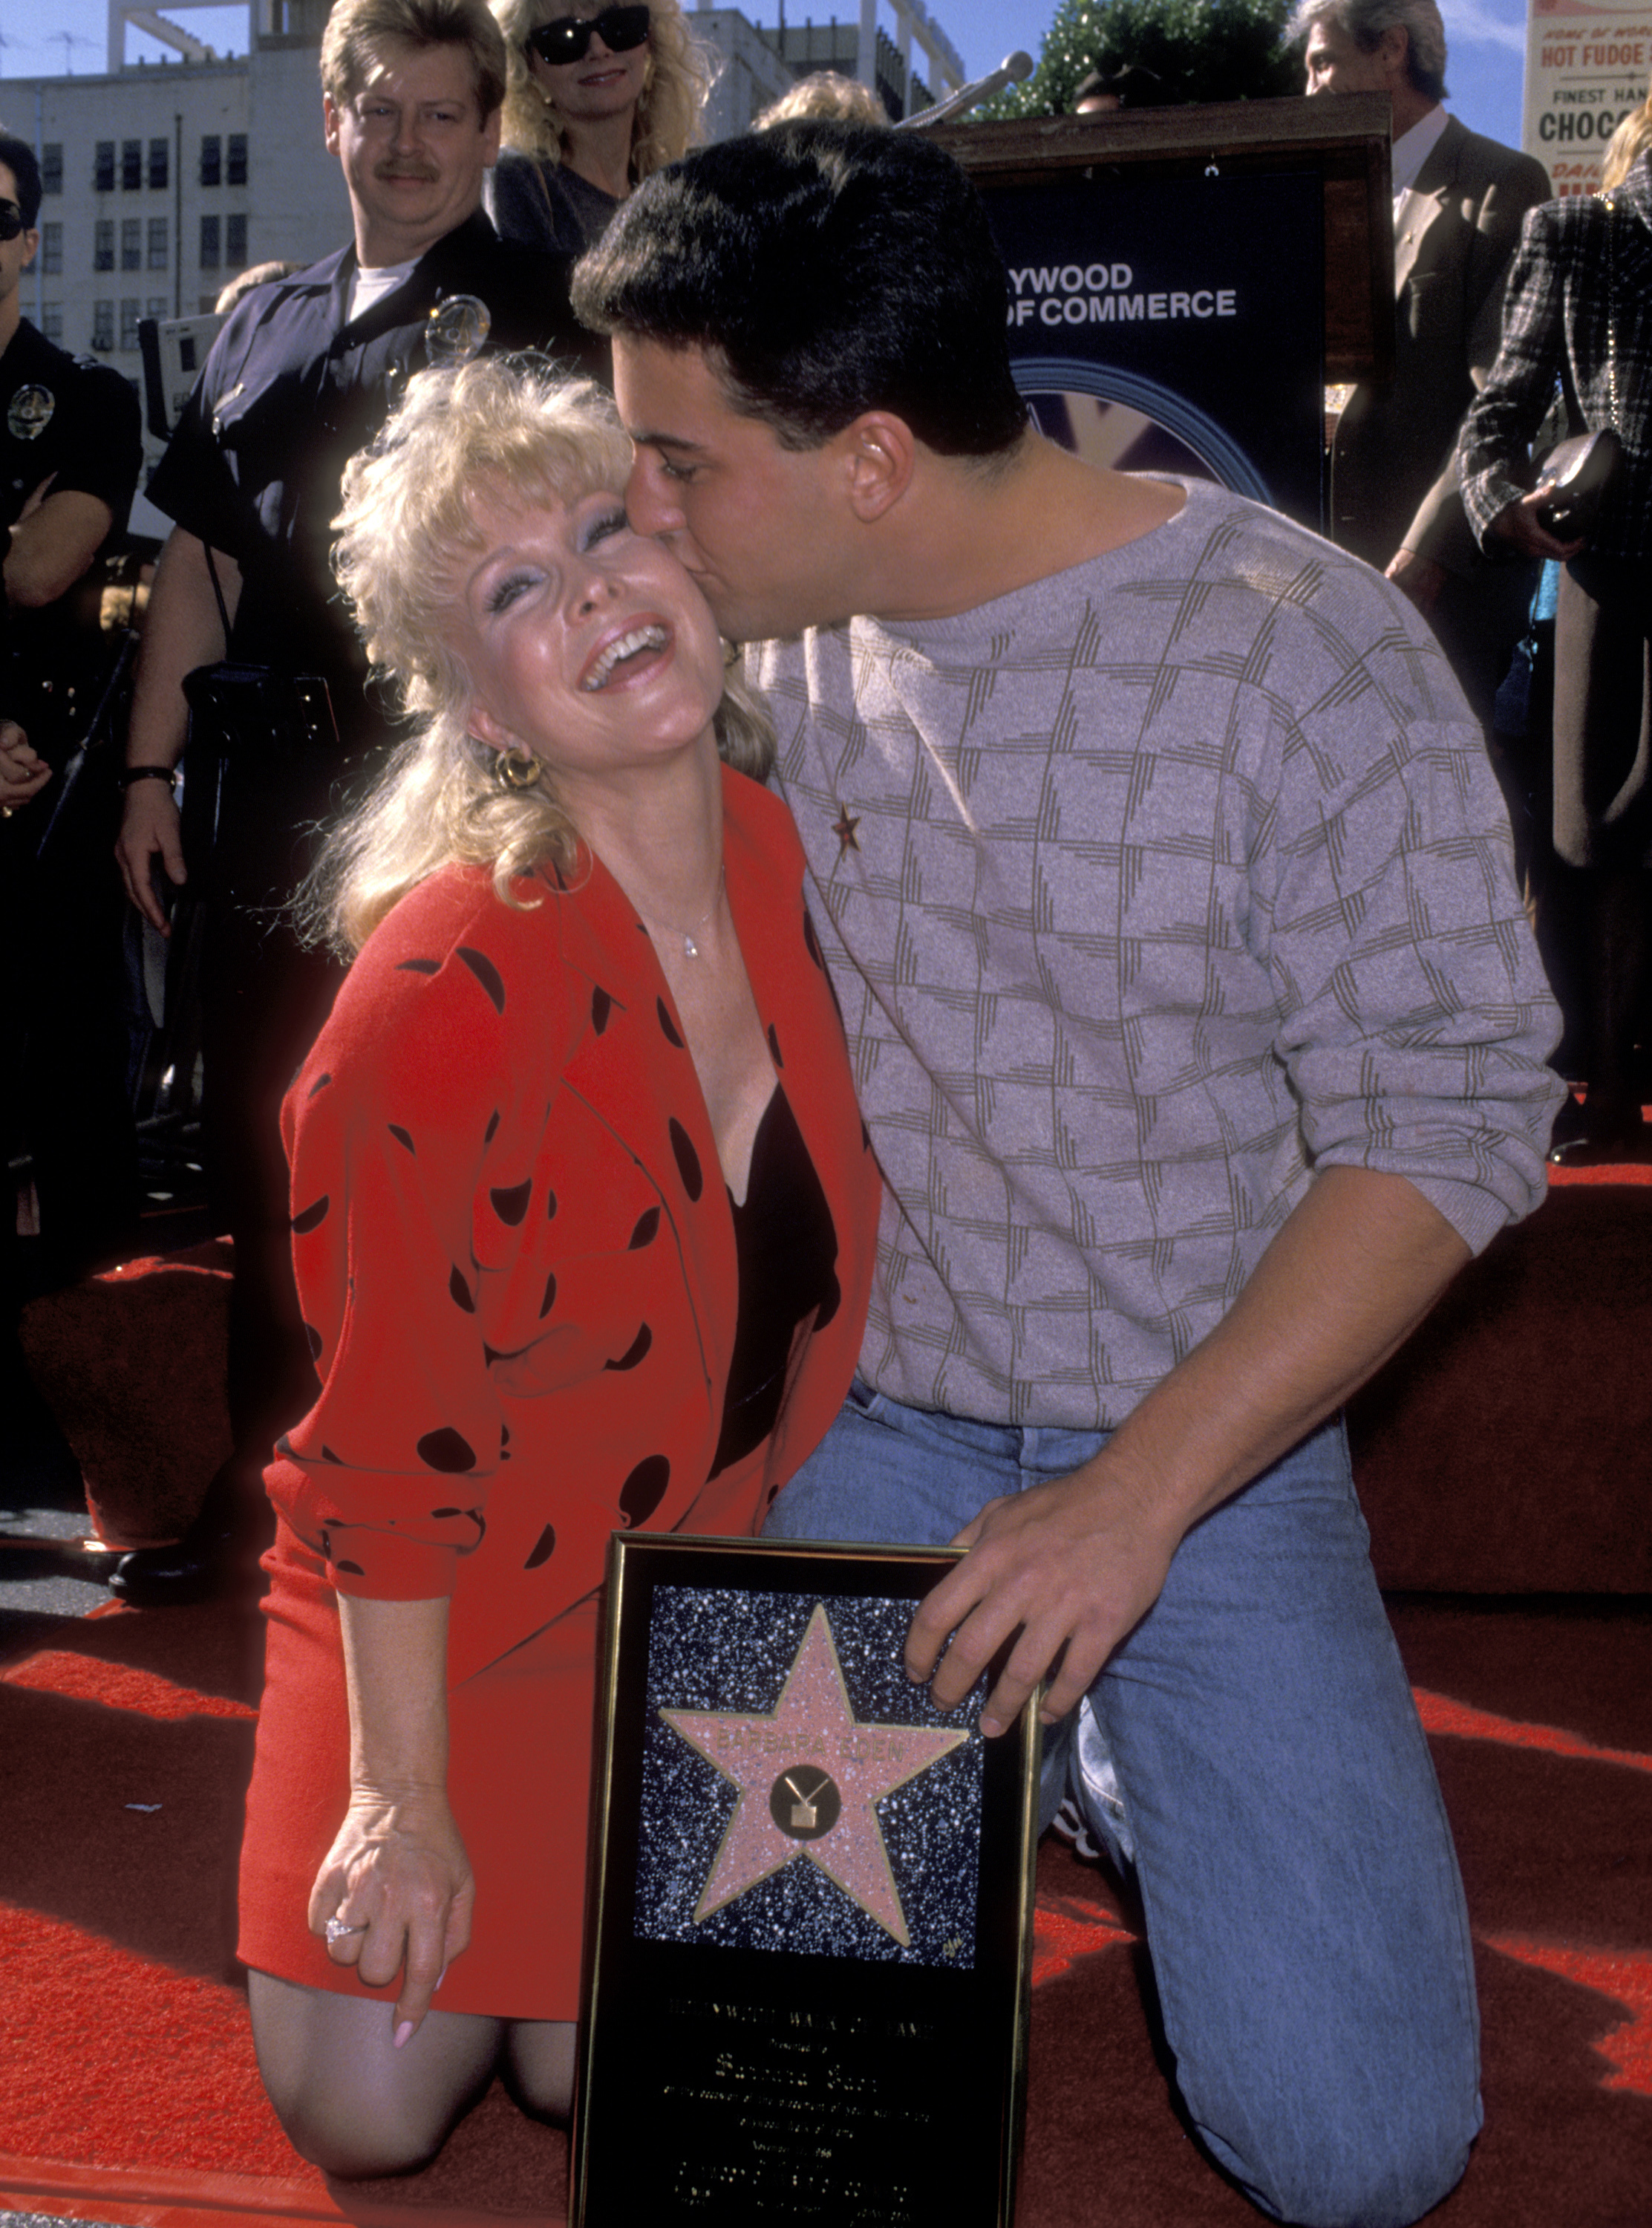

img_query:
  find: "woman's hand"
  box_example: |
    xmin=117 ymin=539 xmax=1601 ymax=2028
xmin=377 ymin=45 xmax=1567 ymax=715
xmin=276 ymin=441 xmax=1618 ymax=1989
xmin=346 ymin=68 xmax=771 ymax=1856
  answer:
xmin=307 ymin=1786 xmax=474 ymax=2045
xmin=1488 ymin=487 xmax=1587 ymax=564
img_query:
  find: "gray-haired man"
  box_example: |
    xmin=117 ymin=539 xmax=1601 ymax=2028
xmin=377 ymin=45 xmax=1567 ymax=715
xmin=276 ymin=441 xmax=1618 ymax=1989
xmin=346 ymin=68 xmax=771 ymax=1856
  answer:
xmin=1295 ymin=0 xmax=1550 ymax=730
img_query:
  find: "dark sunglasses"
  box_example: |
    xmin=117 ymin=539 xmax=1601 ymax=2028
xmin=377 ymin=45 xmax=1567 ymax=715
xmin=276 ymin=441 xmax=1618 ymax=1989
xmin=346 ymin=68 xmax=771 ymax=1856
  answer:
xmin=0 ymin=202 xmax=26 ymax=243
xmin=526 ymin=4 xmax=650 ymax=66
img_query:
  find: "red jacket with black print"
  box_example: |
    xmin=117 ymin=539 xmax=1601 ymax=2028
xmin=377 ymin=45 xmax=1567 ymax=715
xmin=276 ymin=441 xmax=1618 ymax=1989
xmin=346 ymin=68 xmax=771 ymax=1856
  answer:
xmin=264 ymin=768 xmax=881 ymax=1684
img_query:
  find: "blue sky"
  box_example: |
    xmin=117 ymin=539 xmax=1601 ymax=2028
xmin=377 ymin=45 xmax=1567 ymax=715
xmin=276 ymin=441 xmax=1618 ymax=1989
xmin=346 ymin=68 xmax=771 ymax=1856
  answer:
xmin=1 ymin=0 xmax=1530 ymax=148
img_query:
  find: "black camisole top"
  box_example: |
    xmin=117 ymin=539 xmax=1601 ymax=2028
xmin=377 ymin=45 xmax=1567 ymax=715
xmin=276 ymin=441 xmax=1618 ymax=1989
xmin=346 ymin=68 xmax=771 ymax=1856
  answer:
xmin=709 ymin=1085 xmax=840 ymax=1477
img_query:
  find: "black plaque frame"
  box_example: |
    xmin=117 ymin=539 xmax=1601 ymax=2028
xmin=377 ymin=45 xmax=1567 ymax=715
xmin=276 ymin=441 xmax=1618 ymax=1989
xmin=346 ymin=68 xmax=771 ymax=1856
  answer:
xmin=572 ymin=1535 xmax=1040 ymax=2227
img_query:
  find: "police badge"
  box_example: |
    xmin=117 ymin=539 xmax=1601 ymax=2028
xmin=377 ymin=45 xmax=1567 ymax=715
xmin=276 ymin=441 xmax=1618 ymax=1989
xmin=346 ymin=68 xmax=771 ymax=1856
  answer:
xmin=424 ymin=293 xmax=492 ymax=368
xmin=7 ymin=385 xmax=54 ymax=441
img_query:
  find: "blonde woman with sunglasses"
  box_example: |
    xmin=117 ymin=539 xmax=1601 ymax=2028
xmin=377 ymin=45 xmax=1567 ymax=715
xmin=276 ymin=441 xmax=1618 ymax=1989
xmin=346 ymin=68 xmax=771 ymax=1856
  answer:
xmin=486 ymin=0 xmax=711 ymax=254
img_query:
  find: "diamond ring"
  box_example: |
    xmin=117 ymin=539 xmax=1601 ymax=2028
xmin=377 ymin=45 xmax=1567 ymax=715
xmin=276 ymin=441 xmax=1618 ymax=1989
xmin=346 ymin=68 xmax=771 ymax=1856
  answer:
xmin=324 ymin=1917 xmax=370 ymax=1944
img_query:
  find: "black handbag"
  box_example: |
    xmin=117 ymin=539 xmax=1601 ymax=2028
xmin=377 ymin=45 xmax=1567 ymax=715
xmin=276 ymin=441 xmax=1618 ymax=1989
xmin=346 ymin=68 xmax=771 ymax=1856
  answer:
xmin=1535 ymin=427 xmax=1624 ymax=540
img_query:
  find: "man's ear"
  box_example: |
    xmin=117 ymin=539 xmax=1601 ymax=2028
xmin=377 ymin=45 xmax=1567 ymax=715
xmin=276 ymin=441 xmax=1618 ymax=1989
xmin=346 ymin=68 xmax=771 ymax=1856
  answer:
xmin=322 ymin=93 xmax=343 ymax=157
xmin=21 ymin=229 xmax=37 ymax=274
xmin=480 ymin=103 xmax=503 ymax=165
xmin=841 ymin=413 xmax=915 ymax=523
xmin=1378 ymin=24 xmax=1411 ymax=83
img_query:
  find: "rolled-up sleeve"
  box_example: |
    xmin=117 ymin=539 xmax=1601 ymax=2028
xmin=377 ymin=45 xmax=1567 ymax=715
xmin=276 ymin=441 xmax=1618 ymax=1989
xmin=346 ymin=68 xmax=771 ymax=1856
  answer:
xmin=1261 ymin=592 xmax=1564 ymax=1254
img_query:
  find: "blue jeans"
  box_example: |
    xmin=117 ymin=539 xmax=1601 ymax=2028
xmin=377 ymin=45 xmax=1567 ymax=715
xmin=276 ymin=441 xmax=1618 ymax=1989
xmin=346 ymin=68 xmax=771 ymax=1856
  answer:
xmin=765 ymin=1386 xmax=1482 ymax=2228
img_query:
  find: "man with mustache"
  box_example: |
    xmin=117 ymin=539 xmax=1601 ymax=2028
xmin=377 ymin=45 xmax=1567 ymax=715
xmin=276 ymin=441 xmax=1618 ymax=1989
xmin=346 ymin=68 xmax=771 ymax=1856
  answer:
xmin=577 ymin=123 xmax=1562 ymax=2227
xmin=111 ymin=0 xmax=598 ymax=1605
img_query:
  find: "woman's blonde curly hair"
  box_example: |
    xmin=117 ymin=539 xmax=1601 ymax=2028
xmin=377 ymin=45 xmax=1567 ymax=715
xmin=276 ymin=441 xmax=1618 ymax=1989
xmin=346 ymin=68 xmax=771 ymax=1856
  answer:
xmin=307 ymin=354 xmax=772 ymax=956
xmin=489 ymin=0 xmax=711 ymax=179
xmin=1602 ymin=95 xmax=1652 ymax=191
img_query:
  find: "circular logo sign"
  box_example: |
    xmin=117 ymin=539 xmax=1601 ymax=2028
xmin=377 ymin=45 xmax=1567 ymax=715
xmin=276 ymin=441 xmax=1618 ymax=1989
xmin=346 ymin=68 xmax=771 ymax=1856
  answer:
xmin=768 ymin=1765 xmax=842 ymax=1842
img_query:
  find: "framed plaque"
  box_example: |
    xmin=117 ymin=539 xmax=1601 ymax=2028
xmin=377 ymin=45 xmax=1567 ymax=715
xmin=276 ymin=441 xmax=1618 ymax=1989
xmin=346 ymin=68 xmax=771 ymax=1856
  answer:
xmin=572 ymin=1536 xmax=1040 ymax=2227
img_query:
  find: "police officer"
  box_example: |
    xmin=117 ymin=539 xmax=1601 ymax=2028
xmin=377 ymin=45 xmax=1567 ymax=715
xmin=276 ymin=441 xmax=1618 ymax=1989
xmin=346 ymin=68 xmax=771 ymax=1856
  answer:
xmin=111 ymin=0 xmax=601 ymax=1603
xmin=0 ymin=128 xmax=143 ymax=1279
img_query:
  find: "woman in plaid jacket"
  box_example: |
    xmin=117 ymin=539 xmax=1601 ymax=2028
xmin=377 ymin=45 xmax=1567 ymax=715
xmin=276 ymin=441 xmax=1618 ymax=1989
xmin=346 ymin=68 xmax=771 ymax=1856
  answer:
xmin=1457 ymin=122 xmax=1652 ymax=1165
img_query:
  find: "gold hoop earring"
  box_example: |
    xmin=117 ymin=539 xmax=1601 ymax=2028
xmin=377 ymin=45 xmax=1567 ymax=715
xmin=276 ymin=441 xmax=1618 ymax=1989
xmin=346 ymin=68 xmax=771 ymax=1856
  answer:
xmin=495 ymin=746 xmax=542 ymax=791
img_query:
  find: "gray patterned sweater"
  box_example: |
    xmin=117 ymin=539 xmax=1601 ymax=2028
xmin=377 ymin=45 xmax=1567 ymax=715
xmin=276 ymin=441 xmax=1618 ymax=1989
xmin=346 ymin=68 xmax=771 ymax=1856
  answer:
xmin=757 ymin=478 xmax=1563 ymax=1430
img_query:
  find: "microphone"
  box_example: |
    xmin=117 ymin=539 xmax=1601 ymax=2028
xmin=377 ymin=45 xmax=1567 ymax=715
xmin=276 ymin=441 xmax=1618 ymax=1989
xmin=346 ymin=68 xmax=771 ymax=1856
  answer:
xmin=895 ymin=51 xmax=1034 ymax=130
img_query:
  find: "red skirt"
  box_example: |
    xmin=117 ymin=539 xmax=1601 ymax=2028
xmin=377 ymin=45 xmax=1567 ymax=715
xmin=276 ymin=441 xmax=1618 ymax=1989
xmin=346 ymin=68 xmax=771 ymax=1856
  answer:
xmin=239 ymin=1453 xmax=765 ymax=2022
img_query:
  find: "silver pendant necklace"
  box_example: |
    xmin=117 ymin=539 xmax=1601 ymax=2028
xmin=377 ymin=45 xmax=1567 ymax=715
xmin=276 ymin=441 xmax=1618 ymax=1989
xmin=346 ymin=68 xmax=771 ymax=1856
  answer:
xmin=641 ymin=864 xmax=725 ymax=960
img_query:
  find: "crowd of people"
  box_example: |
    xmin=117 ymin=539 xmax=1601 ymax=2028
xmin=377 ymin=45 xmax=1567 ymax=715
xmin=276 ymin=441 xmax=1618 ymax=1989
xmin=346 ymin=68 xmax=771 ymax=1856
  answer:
xmin=1 ymin=0 xmax=1646 ymax=2218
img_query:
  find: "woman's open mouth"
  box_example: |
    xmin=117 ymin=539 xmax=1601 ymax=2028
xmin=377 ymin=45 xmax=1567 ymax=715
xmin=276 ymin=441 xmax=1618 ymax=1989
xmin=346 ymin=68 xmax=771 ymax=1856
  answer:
xmin=581 ymin=622 xmax=669 ymax=691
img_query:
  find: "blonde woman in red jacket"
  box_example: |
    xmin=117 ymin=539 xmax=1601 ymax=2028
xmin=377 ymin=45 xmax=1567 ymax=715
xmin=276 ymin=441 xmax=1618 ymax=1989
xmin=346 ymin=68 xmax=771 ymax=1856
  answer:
xmin=235 ymin=355 xmax=880 ymax=2176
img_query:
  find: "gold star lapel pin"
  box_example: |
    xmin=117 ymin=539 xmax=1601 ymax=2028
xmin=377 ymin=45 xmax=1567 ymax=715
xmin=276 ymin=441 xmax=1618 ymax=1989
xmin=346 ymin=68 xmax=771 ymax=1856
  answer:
xmin=831 ymin=807 xmax=861 ymax=856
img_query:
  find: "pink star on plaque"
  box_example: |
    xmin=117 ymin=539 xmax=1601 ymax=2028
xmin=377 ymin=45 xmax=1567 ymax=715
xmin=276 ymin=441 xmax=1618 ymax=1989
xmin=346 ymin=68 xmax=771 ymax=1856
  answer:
xmin=659 ymin=1603 xmax=968 ymax=1946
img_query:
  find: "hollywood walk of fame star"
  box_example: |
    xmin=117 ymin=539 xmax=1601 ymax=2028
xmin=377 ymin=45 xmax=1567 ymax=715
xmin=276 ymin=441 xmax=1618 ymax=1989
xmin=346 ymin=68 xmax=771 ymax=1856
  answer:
xmin=659 ymin=1603 xmax=967 ymax=1946
xmin=831 ymin=807 xmax=861 ymax=856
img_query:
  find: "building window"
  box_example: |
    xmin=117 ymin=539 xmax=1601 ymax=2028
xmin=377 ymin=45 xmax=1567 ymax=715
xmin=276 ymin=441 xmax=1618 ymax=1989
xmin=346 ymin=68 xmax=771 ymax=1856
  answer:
xmin=148 ymin=217 xmax=168 ymax=270
xmin=120 ymin=299 xmax=141 ymax=353
xmin=122 ymin=139 xmax=142 ymax=191
xmin=146 ymin=294 xmax=169 ymax=322
xmin=94 ymin=219 xmax=115 ymax=273
xmin=200 ymin=134 xmax=221 ymax=187
xmin=95 ymin=141 xmax=116 ymax=192
xmin=226 ymin=212 xmax=247 ymax=269
xmin=93 ymin=301 xmax=114 ymax=351
xmin=41 ymin=302 xmax=63 ymax=342
xmin=42 ymin=145 xmax=63 ymax=195
xmin=148 ymin=137 xmax=169 ymax=190
xmin=122 ymin=218 xmax=142 ymax=272
xmin=40 ymin=222 xmax=62 ymax=275
xmin=200 ymin=214 xmax=221 ymax=270
xmin=227 ymin=134 xmax=248 ymax=186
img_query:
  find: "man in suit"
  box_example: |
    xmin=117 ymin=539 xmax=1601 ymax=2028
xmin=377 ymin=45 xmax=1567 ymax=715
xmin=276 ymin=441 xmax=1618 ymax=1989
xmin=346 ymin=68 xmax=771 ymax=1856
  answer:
xmin=1293 ymin=0 xmax=1550 ymax=726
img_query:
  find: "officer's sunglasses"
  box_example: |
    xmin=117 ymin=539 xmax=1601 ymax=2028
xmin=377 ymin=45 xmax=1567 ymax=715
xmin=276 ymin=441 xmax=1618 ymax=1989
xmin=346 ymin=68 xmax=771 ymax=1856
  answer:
xmin=0 ymin=201 xmax=26 ymax=242
xmin=525 ymin=4 xmax=650 ymax=67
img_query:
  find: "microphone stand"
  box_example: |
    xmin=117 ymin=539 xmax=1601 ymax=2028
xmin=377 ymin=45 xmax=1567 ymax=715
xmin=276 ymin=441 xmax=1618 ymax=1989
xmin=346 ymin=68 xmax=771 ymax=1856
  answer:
xmin=896 ymin=51 xmax=1034 ymax=129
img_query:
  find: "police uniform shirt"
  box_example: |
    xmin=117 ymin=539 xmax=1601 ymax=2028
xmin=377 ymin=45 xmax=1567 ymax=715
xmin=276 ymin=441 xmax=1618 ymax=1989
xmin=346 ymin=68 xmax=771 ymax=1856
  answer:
xmin=0 ymin=319 xmax=142 ymax=754
xmin=146 ymin=209 xmax=602 ymax=743
xmin=1 ymin=318 xmax=142 ymax=545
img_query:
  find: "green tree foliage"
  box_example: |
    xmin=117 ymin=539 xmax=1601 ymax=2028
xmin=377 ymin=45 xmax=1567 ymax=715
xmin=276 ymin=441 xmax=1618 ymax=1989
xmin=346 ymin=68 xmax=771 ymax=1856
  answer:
xmin=982 ymin=0 xmax=1302 ymax=118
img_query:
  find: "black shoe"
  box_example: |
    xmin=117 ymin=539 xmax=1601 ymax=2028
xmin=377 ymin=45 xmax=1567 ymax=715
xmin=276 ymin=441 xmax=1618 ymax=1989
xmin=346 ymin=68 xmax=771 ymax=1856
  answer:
xmin=104 ymin=1466 xmax=274 ymax=1608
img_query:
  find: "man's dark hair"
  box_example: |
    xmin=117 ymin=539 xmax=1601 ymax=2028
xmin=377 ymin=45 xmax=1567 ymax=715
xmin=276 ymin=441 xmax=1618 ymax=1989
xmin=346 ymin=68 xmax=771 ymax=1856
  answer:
xmin=0 ymin=133 xmax=42 ymax=229
xmin=572 ymin=122 xmax=1030 ymax=458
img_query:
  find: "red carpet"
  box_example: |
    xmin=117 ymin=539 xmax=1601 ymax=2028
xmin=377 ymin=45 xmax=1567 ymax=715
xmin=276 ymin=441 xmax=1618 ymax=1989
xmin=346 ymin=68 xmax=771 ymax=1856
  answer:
xmin=6 ymin=1167 xmax=1650 ymax=2227
xmin=3 ymin=1594 xmax=1651 ymax=2227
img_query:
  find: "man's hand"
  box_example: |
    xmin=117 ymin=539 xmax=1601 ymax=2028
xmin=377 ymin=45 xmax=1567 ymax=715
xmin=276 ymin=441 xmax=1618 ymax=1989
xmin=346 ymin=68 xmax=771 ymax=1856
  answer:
xmin=114 ymin=777 xmax=186 ymax=932
xmin=308 ymin=1786 xmax=474 ymax=2045
xmin=1487 ymin=487 xmax=1587 ymax=563
xmin=0 ymin=718 xmax=51 ymax=812
xmin=906 ymin=1167 xmax=1471 ymax=1741
xmin=1384 ymin=547 xmax=1448 ymax=614
xmin=118 ymin=528 xmax=240 ymax=924
xmin=907 ymin=1448 xmax=1179 ymax=1736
